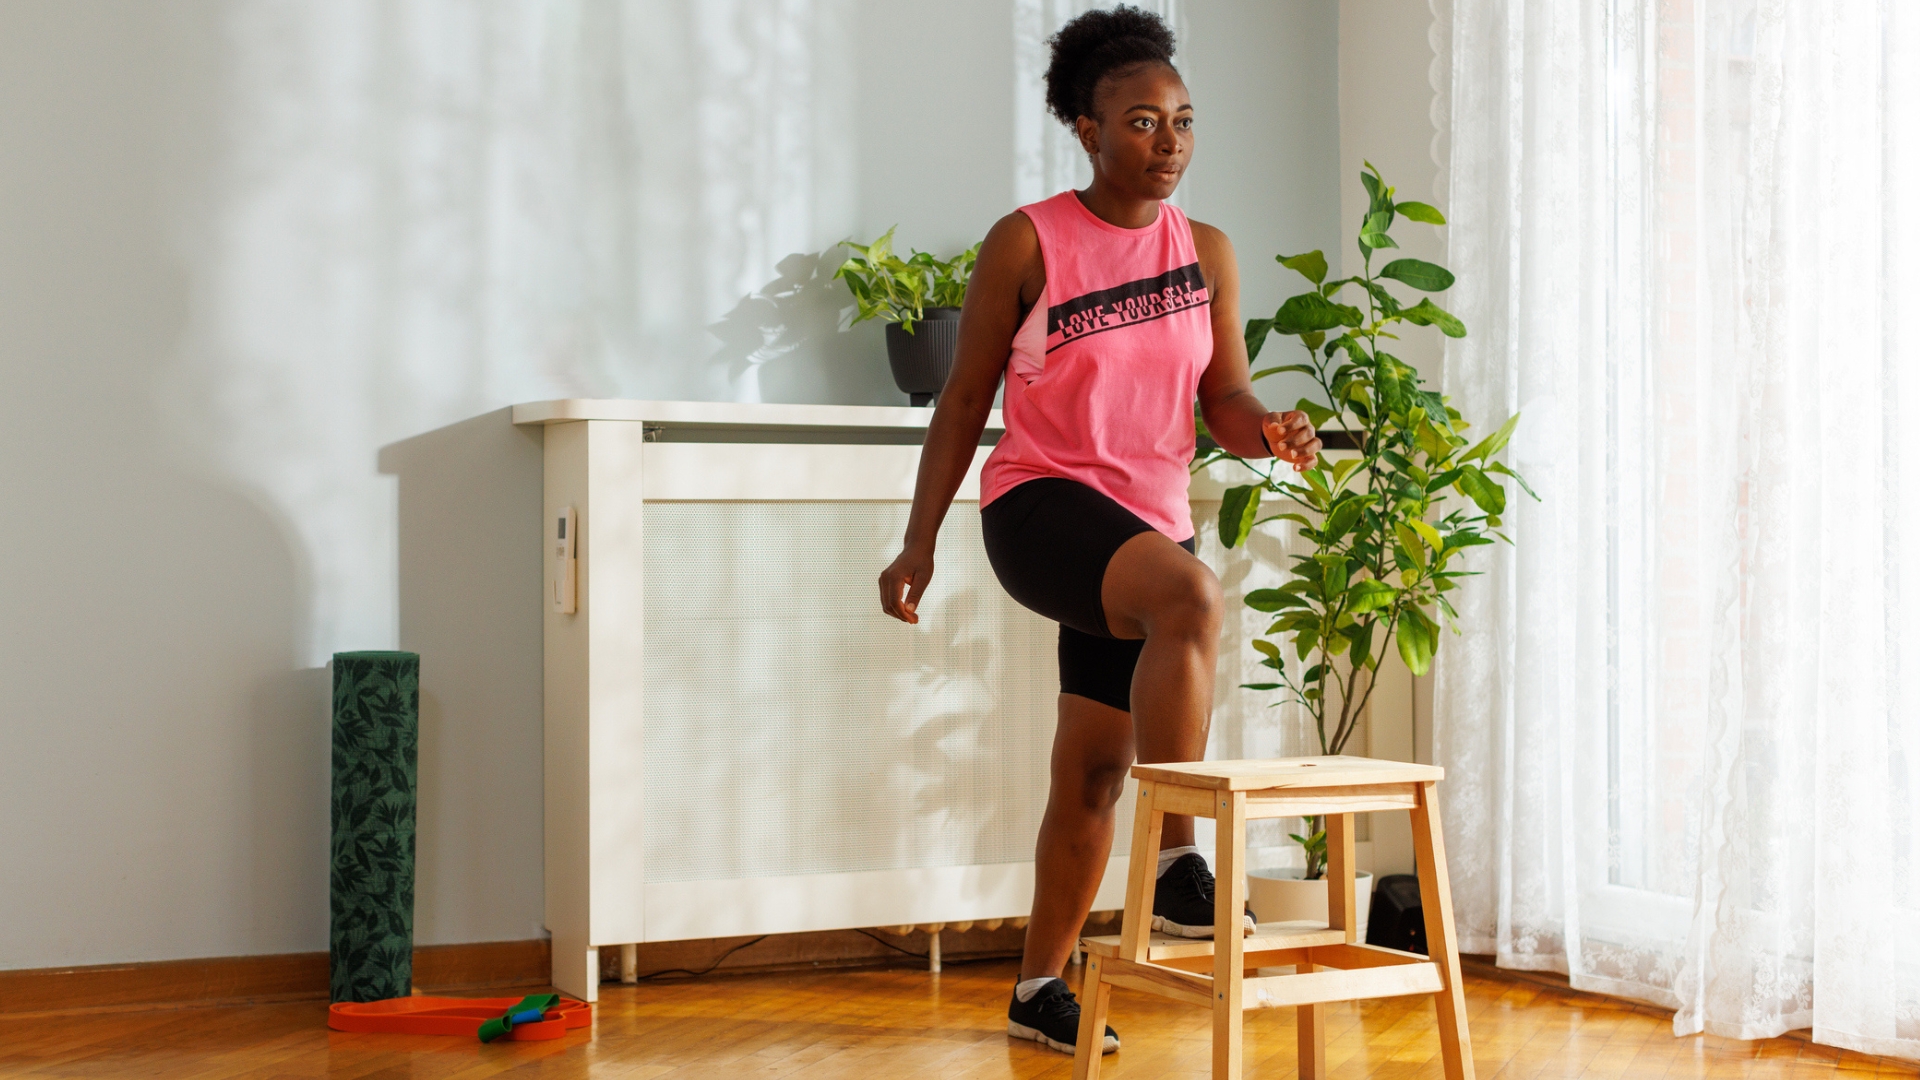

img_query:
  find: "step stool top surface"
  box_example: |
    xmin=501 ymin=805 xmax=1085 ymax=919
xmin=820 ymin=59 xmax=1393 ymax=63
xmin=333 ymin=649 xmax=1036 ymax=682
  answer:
xmin=1130 ymin=755 xmax=1443 ymax=791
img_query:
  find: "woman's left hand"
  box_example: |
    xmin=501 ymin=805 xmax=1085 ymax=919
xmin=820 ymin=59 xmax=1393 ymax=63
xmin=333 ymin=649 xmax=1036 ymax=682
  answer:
xmin=1263 ymin=410 xmax=1321 ymax=472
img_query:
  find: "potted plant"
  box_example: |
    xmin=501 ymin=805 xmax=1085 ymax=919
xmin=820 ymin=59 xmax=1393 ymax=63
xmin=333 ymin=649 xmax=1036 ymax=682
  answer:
xmin=835 ymin=227 xmax=980 ymax=405
xmin=1196 ymin=162 xmax=1534 ymax=931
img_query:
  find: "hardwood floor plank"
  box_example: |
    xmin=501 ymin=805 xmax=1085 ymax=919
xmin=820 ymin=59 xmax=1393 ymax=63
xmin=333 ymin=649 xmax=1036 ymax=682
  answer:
xmin=0 ymin=959 xmax=1913 ymax=1078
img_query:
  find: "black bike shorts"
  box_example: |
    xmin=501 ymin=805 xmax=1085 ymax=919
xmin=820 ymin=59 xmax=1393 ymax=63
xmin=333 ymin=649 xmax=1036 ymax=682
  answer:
xmin=979 ymin=477 xmax=1195 ymax=713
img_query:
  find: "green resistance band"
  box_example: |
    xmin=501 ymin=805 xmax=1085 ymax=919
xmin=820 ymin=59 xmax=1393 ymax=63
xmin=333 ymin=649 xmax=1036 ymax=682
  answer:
xmin=477 ymin=993 xmax=560 ymax=1043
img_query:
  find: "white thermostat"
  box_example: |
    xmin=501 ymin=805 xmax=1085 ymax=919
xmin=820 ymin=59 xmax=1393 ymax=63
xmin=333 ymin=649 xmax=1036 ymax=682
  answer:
xmin=552 ymin=506 xmax=577 ymax=614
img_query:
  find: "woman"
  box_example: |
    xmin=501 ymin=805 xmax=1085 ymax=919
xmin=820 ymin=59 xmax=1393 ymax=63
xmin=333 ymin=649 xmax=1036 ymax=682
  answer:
xmin=877 ymin=5 xmax=1319 ymax=1057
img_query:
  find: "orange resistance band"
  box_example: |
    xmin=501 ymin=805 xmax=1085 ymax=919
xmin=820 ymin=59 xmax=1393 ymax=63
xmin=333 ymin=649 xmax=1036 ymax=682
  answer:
xmin=327 ymin=995 xmax=592 ymax=1041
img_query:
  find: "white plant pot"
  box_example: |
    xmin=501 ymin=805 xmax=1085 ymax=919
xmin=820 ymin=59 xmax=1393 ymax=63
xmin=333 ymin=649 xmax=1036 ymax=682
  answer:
xmin=1247 ymin=868 xmax=1373 ymax=942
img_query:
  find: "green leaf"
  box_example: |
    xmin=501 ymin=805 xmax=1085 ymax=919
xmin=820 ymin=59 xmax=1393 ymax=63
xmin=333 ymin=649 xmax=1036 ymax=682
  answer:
xmin=1320 ymin=556 xmax=1351 ymax=597
xmin=1252 ymin=363 xmax=1319 ymax=382
xmin=1399 ymin=298 xmax=1467 ymax=338
xmin=1324 ymin=334 xmax=1365 ymax=362
xmin=1241 ymin=683 xmax=1283 ymax=691
xmin=1395 ymin=200 xmax=1447 ymax=224
xmin=1377 ymin=259 xmax=1456 ymax=292
xmin=1485 ymin=460 xmax=1540 ymax=500
xmin=1408 ymin=519 xmax=1444 ymax=550
xmin=1359 ymin=169 xmax=1387 ymax=213
xmin=1218 ymin=484 xmax=1262 ymax=549
xmin=1252 ymin=638 xmax=1282 ymax=661
xmin=1244 ymin=317 xmax=1275 ymax=363
xmin=1272 ymin=292 xmax=1365 ymax=335
xmin=1294 ymin=397 xmax=1337 ymax=428
xmin=1298 ymin=467 xmax=1332 ymax=507
xmin=1277 ymin=250 xmax=1329 ymax=285
xmin=1245 ymin=588 xmax=1291 ymax=613
xmin=1357 ymin=279 xmax=1403 ymax=317
xmin=1322 ymin=499 xmax=1364 ymax=542
xmin=1395 ymin=523 xmax=1430 ymax=569
xmin=1358 ymin=230 xmax=1399 ymax=251
xmin=1345 ymin=579 xmax=1398 ymax=614
xmin=1455 ymin=465 xmax=1507 ymax=515
xmin=1462 ymin=412 xmax=1520 ymax=463
xmin=1396 ymin=611 xmax=1434 ymax=675
xmin=1295 ymin=623 xmax=1320 ymax=660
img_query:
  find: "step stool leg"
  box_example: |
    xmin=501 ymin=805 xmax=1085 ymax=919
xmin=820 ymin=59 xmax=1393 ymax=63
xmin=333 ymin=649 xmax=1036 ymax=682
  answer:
xmin=1289 ymin=813 xmax=1353 ymax=1080
xmin=1118 ymin=782 xmax=1164 ymax=962
xmin=1071 ymin=953 xmax=1112 ymax=1080
xmin=1325 ymin=813 xmax=1357 ymax=942
xmin=1297 ymin=998 xmax=1325 ymax=1079
xmin=1211 ymin=791 xmax=1247 ymax=1080
xmin=1411 ymin=781 xmax=1475 ymax=1080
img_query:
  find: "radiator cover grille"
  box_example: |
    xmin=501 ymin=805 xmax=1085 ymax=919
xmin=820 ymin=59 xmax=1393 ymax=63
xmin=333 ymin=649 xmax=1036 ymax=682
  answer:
xmin=641 ymin=502 xmax=1086 ymax=883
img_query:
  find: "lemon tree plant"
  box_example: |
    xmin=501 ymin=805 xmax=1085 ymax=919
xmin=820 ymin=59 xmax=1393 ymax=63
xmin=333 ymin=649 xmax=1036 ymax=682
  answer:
xmin=1196 ymin=163 xmax=1534 ymax=879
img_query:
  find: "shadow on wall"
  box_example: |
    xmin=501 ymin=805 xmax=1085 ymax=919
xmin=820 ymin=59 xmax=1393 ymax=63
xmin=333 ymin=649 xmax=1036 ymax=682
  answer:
xmin=377 ymin=410 xmax=547 ymax=947
xmin=707 ymin=249 xmax=894 ymax=407
xmin=907 ymin=582 xmax=1061 ymax=882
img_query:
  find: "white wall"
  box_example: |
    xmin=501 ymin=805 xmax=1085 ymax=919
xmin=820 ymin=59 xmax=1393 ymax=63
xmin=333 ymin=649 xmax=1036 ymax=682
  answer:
xmin=1338 ymin=0 xmax=1450 ymax=386
xmin=0 ymin=0 xmax=1341 ymax=970
xmin=1185 ymin=1 xmax=1344 ymax=414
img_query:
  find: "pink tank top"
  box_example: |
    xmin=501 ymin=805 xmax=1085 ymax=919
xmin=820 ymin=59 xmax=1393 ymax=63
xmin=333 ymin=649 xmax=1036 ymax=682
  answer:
xmin=979 ymin=191 xmax=1213 ymax=540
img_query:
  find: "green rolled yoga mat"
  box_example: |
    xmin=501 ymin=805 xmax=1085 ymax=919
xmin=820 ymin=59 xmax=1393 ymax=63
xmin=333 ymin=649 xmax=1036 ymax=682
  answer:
xmin=330 ymin=650 xmax=420 ymax=1003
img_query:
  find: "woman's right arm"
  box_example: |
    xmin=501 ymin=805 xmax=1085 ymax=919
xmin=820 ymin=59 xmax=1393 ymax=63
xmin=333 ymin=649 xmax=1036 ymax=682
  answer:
xmin=878 ymin=212 xmax=1043 ymax=624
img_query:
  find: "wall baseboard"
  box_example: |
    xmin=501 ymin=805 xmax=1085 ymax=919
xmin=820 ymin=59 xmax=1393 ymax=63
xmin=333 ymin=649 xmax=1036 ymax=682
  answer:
xmin=597 ymin=924 xmax=1028 ymax=983
xmin=0 ymin=921 xmax=1055 ymax=1017
xmin=0 ymin=939 xmax=552 ymax=1017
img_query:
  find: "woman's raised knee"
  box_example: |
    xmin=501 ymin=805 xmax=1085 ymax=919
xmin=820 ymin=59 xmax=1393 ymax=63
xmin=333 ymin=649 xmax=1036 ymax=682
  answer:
xmin=1149 ymin=564 xmax=1223 ymax=638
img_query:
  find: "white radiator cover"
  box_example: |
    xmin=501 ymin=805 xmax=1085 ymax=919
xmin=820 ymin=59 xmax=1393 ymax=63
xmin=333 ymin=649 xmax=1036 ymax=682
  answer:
xmin=641 ymin=503 xmax=1059 ymax=884
xmin=517 ymin=400 xmax=1316 ymax=1001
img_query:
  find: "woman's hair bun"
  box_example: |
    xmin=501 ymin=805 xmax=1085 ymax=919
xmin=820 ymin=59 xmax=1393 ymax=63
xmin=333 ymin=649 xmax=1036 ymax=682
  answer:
xmin=1044 ymin=5 xmax=1178 ymax=127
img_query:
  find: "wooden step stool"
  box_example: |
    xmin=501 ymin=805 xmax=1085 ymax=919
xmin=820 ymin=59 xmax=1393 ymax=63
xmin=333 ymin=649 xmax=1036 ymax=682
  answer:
xmin=1071 ymin=756 xmax=1472 ymax=1080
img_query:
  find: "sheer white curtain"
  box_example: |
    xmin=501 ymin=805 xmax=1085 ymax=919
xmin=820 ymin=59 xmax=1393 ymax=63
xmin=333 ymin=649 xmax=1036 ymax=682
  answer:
xmin=1436 ymin=0 xmax=1920 ymax=1055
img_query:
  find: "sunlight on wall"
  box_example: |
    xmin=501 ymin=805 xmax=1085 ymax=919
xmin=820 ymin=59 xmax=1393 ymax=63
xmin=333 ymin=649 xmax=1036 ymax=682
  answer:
xmin=168 ymin=0 xmax=863 ymax=664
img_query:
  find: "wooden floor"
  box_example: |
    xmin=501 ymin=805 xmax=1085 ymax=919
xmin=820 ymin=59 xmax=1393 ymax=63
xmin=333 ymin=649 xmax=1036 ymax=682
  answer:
xmin=2 ymin=958 xmax=1912 ymax=1079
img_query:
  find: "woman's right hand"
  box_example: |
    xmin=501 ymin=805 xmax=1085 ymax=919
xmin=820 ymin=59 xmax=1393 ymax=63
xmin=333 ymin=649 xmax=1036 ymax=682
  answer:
xmin=879 ymin=543 xmax=935 ymax=624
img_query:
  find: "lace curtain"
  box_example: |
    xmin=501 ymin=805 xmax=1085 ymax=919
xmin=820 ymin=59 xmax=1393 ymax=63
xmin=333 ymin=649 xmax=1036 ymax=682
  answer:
xmin=1436 ymin=0 xmax=1920 ymax=1055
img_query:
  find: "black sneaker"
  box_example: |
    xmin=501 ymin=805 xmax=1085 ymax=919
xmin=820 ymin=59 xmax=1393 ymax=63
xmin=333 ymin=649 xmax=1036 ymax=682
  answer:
xmin=1006 ymin=978 xmax=1117 ymax=1055
xmin=1151 ymin=852 xmax=1259 ymax=939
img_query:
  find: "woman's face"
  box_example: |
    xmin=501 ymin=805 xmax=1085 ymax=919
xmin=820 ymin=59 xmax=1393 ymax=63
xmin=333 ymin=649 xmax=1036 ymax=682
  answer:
xmin=1075 ymin=62 xmax=1193 ymax=202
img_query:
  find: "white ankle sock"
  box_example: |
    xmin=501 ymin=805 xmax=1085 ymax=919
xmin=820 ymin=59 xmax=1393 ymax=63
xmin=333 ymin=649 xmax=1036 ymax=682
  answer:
xmin=1157 ymin=845 xmax=1202 ymax=878
xmin=1014 ymin=976 xmax=1058 ymax=1003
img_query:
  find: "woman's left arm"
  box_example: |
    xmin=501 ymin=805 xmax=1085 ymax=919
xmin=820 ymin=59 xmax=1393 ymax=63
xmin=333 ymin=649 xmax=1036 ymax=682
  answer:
xmin=1190 ymin=221 xmax=1320 ymax=471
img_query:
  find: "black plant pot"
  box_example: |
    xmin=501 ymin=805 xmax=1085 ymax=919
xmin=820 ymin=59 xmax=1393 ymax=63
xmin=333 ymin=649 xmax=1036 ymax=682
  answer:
xmin=885 ymin=306 xmax=961 ymax=406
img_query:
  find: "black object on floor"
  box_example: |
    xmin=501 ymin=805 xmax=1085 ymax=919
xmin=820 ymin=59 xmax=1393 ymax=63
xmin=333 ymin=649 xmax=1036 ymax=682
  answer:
xmin=1365 ymin=873 xmax=1428 ymax=955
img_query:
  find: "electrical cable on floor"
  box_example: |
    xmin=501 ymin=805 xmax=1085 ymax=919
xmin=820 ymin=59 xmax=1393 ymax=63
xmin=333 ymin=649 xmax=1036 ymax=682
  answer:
xmin=852 ymin=928 xmax=1000 ymax=966
xmin=620 ymin=928 xmax=1009 ymax=983
xmin=628 ymin=935 xmax=770 ymax=982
